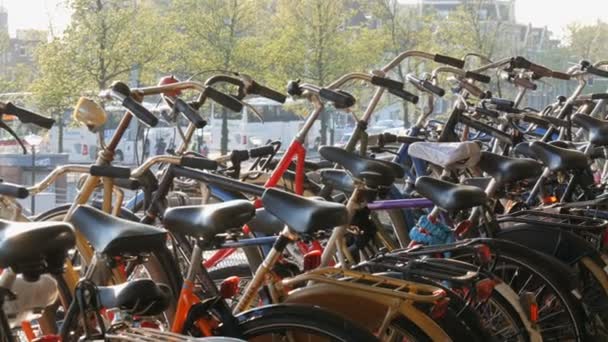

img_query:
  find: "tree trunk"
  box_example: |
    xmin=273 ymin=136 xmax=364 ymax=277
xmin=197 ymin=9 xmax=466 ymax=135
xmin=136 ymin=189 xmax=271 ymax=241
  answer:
xmin=320 ymin=111 xmax=328 ymax=146
xmin=401 ymin=102 xmax=409 ymax=128
xmin=58 ymin=112 xmax=63 ymax=153
xmin=221 ymin=106 xmax=229 ymax=155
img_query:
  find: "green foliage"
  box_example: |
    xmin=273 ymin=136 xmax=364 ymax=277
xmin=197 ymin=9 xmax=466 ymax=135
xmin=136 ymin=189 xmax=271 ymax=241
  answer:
xmin=32 ymin=0 xmax=169 ymax=113
xmin=564 ymin=21 xmax=608 ymax=62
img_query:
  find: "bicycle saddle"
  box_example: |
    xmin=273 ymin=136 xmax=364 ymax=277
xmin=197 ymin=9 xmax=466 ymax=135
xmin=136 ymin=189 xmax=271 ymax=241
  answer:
xmin=318 ymin=146 xmax=404 ymax=188
xmin=70 ymin=205 xmax=166 ymax=257
xmin=97 ymin=279 xmax=171 ymax=316
xmin=530 ymin=141 xmax=588 ymax=171
xmin=478 ymin=152 xmax=543 ymax=184
xmin=408 ymin=141 xmax=481 ymax=169
xmin=572 ymin=113 xmax=608 ymax=147
xmin=163 ymin=200 xmax=255 ymax=239
xmin=261 ymin=188 xmax=347 ymax=234
xmin=514 ymin=140 xmax=599 ymax=159
xmin=246 ymin=208 xmax=284 ymax=236
xmin=0 ymin=220 xmax=75 ymax=280
xmin=415 ymin=176 xmax=487 ymax=211
xmin=319 ymin=169 xmax=355 ymax=194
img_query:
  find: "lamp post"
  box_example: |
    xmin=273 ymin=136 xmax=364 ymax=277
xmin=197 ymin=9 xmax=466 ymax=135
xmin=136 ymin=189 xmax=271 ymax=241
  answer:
xmin=24 ymin=134 xmax=42 ymax=215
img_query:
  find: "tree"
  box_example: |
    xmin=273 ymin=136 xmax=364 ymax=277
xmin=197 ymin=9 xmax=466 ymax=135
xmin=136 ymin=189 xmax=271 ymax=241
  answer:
xmin=265 ymin=0 xmax=385 ymax=145
xmin=31 ymin=0 xmax=168 ymax=152
xmin=428 ymin=0 xmax=505 ymax=59
xmin=167 ymin=0 xmax=265 ymax=155
xmin=564 ymin=21 xmax=608 ymax=63
xmin=369 ymin=0 xmax=422 ymax=127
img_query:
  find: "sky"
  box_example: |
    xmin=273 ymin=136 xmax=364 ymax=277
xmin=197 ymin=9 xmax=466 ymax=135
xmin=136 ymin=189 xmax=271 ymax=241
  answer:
xmin=0 ymin=0 xmax=607 ymax=39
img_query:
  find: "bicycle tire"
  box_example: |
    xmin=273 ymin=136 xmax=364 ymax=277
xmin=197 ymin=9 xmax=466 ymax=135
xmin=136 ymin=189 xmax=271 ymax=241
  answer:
xmin=452 ymin=238 xmax=587 ymax=341
xmin=234 ymin=304 xmax=379 ymax=341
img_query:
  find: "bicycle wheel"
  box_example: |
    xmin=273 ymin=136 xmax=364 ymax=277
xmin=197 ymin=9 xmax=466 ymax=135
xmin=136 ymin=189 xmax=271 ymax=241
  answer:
xmin=452 ymin=238 xmax=587 ymax=342
xmin=235 ymin=304 xmax=379 ymax=342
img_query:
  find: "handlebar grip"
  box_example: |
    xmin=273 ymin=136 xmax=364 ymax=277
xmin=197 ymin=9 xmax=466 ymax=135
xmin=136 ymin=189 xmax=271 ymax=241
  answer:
xmin=90 ymin=165 xmax=131 ymax=178
xmin=490 ymin=98 xmax=515 ymax=108
xmin=319 ymin=88 xmax=356 ymax=108
xmin=4 ymin=103 xmax=55 ymax=129
xmin=370 ymin=76 xmax=404 ymax=90
xmin=181 ymin=156 xmax=218 ymax=171
xmin=122 ymin=96 xmax=158 ymax=127
xmin=591 ymin=93 xmax=608 ymax=100
xmin=434 ymin=54 xmax=465 ymax=68
xmin=174 ymin=98 xmax=206 ymax=128
xmin=475 ymin=107 xmax=500 ymax=118
xmin=421 ymin=80 xmax=445 ymax=97
xmin=205 ymin=87 xmax=243 ymax=113
xmin=464 ymin=71 xmax=491 ymax=84
xmin=551 ymin=71 xmax=571 ymax=80
xmin=231 ymin=149 xmax=249 ymax=164
xmin=0 ymin=182 xmax=28 ymax=199
xmin=388 ymin=87 xmax=419 ymax=104
xmin=587 ymin=65 xmax=608 ymax=78
xmin=512 ymin=56 xmax=553 ymax=77
xmin=249 ymin=145 xmax=275 ymax=158
xmin=250 ymin=81 xmax=287 ymax=103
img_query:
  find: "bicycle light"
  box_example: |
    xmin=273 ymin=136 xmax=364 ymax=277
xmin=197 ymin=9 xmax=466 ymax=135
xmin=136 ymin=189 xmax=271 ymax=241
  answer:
xmin=73 ymin=97 xmax=107 ymax=133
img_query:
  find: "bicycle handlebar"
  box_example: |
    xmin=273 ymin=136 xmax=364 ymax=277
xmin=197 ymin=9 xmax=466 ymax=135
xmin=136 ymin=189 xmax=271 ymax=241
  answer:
xmin=173 ymin=98 xmax=207 ymax=128
xmin=407 ymin=74 xmax=445 ymax=97
xmin=248 ymin=80 xmax=287 ymax=103
xmin=90 ymin=165 xmax=131 ymax=179
xmin=204 ymin=87 xmax=243 ymax=112
xmin=370 ymin=76 xmax=404 ymax=90
xmin=181 ymin=156 xmax=219 ymax=171
xmin=464 ymin=71 xmax=491 ymax=84
xmin=434 ymin=54 xmax=466 ymax=68
xmin=2 ymin=103 xmax=55 ymax=129
xmin=319 ymin=88 xmax=356 ymax=108
xmin=586 ymin=65 xmax=608 ymax=78
xmin=0 ymin=181 xmax=29 ymax=199
xmin=388 ymin=88 xmax=419 ymax=104
xmin=102 ymin=82 xmax=159 ymax=127
xmin=511 ymin=56 xmax=553 ymax=78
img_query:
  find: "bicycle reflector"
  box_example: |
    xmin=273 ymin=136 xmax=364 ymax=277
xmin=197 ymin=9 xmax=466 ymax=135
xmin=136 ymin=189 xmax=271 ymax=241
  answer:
xmin=158 ymin=75 xmax=181 ymax=97
xmin=219 ymin=276 xmax=240 ymax=299
xmin=474 ymin=244 xmax=492 ymax=265
xmin=455 ymin=219 xmax=473 ymax=237
xmin=520 ymin=292 xmax=538 ymax=324
xmin=303 ymin=250 xmax=322 ymax=271
xmin=430 ymin=294 xmax=450 ymax=320
xmin=542 ymin=195 xmax=558 ymax=205
xmin=475 ymin=278 xmax=497 ymax=302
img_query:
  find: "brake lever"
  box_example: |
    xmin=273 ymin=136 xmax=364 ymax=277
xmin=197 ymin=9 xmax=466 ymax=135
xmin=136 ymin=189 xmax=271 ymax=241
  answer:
xmin=0 ymin=117 xmax=26 ymax=154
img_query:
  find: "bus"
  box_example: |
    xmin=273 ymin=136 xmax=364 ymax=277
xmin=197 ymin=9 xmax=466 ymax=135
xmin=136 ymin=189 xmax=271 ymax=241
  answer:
xmin=207 ymin=97 xmax=320 ymax=152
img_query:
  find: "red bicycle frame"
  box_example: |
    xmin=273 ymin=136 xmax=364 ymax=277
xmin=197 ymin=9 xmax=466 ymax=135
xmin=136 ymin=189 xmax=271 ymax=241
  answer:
xmin=203 ymin=104 xmax=324 ymax=269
